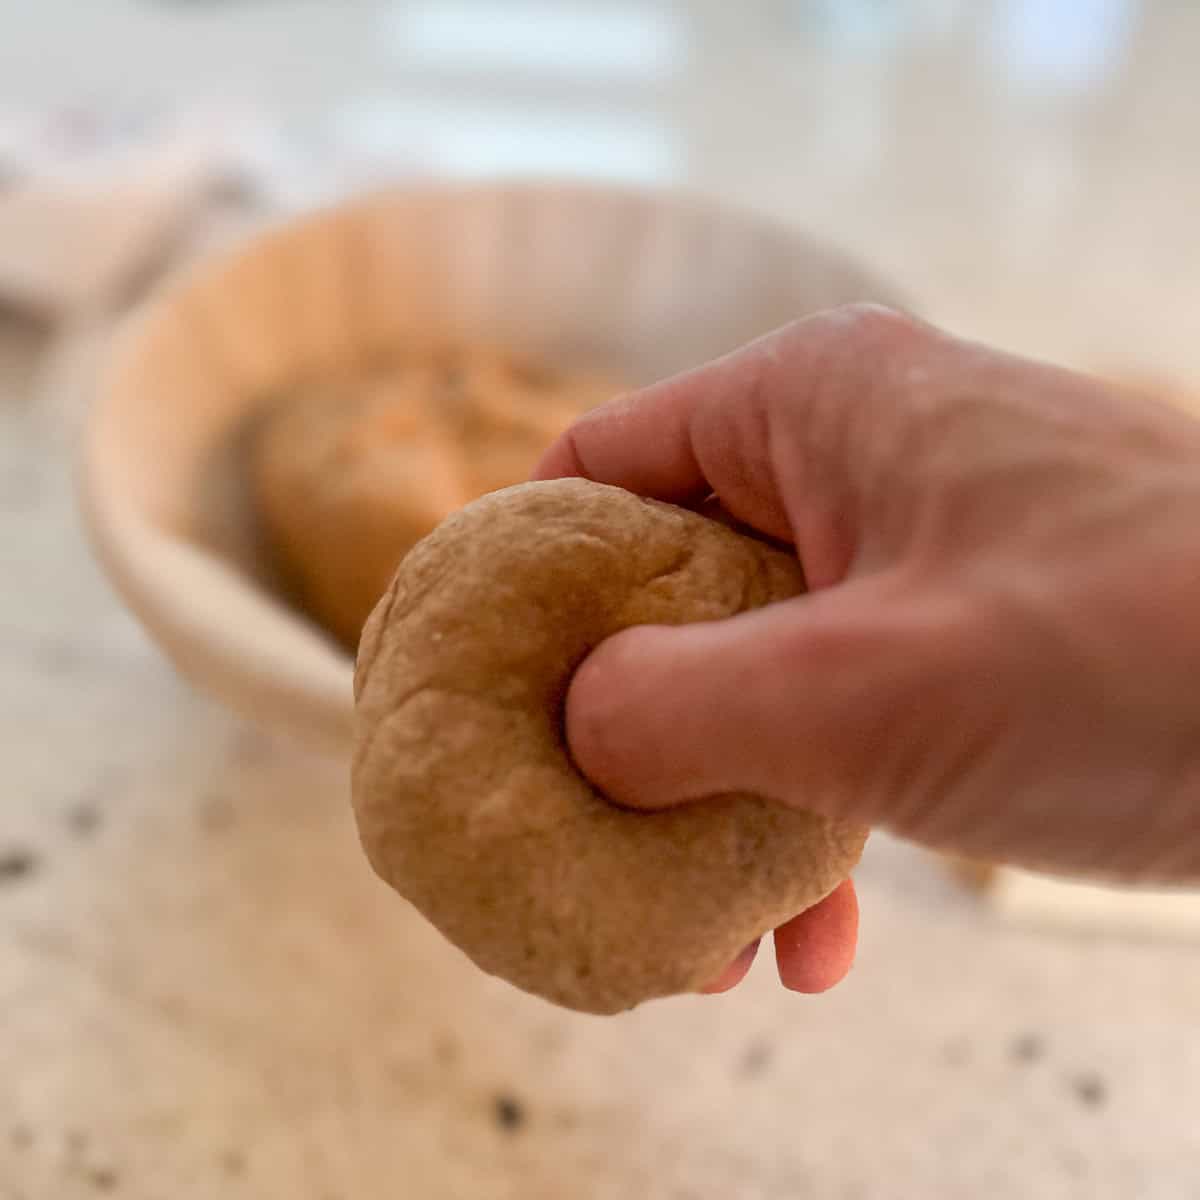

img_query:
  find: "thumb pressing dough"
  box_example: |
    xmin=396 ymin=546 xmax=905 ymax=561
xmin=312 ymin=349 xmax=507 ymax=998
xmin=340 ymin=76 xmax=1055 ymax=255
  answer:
xmin=352 ymin=478 xmax=867 ymax=1014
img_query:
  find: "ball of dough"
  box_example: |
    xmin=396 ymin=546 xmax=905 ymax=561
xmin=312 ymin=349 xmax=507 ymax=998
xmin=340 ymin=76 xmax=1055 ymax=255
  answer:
xmin=352 ymin=478 xmax=867 ymax=1014
xmin=251 ymin=369 xmax=465 ymax=650
xmin=252 ymin=353 xmax=618 ymax=649
xmin=418 ymin=351 xmax=607 ymax=498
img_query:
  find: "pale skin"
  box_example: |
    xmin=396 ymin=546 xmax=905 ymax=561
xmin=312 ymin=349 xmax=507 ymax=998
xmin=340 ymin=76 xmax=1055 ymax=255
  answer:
xmin=534 ymin=304 xmax=1200 ymax=995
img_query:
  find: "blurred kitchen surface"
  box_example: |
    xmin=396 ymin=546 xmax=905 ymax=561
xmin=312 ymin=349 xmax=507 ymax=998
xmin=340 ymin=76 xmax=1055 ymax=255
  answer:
xmin=2 ymin=2 xmax=1199 ymax=1199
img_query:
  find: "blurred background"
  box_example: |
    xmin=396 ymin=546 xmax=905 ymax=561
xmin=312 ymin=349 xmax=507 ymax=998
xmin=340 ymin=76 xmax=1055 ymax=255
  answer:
xmin=2 ymin=2 xmax=1199 ymax=1198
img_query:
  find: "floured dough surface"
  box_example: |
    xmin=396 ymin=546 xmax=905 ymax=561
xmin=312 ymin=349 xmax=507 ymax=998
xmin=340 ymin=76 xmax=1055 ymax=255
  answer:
xmin=251 ymin=351 xmax=615 ymax=648
xmin=352 ymin=478 xmax=867 ymax=1014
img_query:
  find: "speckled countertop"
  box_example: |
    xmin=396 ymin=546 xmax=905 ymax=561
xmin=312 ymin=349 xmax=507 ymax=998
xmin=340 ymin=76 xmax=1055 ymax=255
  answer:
xmin=3 ymin=311 xmax=1199 ymax=1200
xmin=3 ymin=2 xmax=1200 ymax=1197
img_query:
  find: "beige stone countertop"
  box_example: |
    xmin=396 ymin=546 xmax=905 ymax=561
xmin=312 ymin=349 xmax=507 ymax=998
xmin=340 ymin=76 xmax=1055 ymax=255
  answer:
xmin=3 ymin=2 xmax=1200 ymax=1197
xmin=3 ymin=305 xmax=1199 ymax=1200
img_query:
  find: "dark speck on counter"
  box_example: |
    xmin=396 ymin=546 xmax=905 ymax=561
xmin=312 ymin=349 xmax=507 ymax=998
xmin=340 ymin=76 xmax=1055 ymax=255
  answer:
xmin=68 ymin=803 xmax=102 ymax=838
xmin=197 ymin=795 xmax=236 ymax=834
xmin=86 ymin=1166 xmax=119 ymax=1191
xmin=220 ymin=1148 xmax=247 ymax=1176
xmin=1070 ymin=1072 xmax=1108 ymax=1109
xmin=492 ymin=1093 xmax=526 ymax=1133
xmin=434 ymin=1033 xmax=459 ymax=1067
xmin=1011 ymin=1033 xmax=1045 ymax=1065
xmin=739 ymin=1040 xmax=774 ymax=1078
xmin=0 ymin=848 xmax=38 ymax=884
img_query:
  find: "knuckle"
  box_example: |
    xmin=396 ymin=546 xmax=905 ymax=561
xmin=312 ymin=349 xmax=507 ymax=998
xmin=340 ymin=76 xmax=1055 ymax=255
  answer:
xmin=818 ymin=302 xmax=925 ymax=356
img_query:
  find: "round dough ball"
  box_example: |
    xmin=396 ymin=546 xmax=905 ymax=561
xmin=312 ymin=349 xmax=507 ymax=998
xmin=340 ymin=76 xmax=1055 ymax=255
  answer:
xmin=252 ymin=370 xmax=466 ymax=650
xmin=433 ymin=353 xmax=607 ymax=496
xmin=252 ymin=354 xmax=619 ymax=649
xmin=457 ymin=400 xmax=582 ymax=497
xmin=352 ymin=478 xmax=867 ymax=1014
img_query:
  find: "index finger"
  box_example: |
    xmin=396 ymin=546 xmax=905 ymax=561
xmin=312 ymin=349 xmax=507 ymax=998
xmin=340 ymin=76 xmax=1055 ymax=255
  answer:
xmin=533 ymin=305 xmax=922 ymax=543
xmin=533 ymin=330 xmax=800 ymax=541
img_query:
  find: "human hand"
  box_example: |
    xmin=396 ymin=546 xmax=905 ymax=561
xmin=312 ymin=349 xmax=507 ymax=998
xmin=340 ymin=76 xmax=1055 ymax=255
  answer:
xmin=536 ymin=304 xmax=1200 ymax=992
